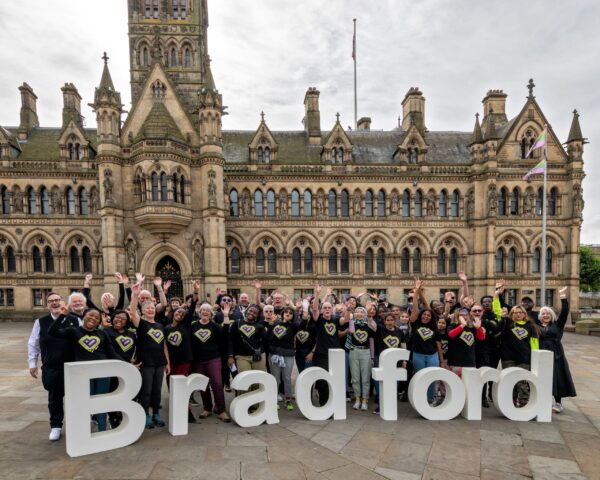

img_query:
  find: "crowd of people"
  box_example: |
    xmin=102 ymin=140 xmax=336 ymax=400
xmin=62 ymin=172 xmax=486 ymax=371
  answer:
xmin=27 ymin=271 xmax=577 ymax=442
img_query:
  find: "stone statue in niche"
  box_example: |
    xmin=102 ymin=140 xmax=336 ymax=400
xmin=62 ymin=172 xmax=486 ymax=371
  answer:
xmin=524 ymin=191 xmax=533 ymax=215
xmin=126 ymin=240 xmax=136 ymax=273
xmin=90 ymin=190 xmax=99 ymax=213
xmin=573 ymin=184 xmax=584 ymax=218
xmin=390 ymin=192 xmax=400 ymax=215
xmin=103 ymin=170 xmax=114 ymax=204
xmin=13 ymin=191 xmax=23 ymax=213
xmin=208 ymin=178 xmax=217 ymax=208
xmin=51 ymin=190 xmax=64 ymax=214
xmin=488 ymin=184 xmax=497 ymax=216
xmin=241 ymin=191 xmax=251 ymax=217
xmin=426 ymin=191 xmax=436 ymax=216
xmin=316 ymin=192 xmax=325 ymax=217
xmin=467 ymin=190 xmax=475 ymax=218
xmin=193 ymin=241 xmax=204 ymax=274
xmin=352 ymin=194 xmax=361 ymax=216
xmin=279 ymin=191 xmax=288 ymax=217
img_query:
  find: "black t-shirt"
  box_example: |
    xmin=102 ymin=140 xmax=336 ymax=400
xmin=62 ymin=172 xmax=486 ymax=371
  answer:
xmin=447 ymin=325 xmax=478 ymax=367
xmin=314 ymin=315 xmax=342 ymax=355
xmin=104 ymin=327 xmax=136 ymax=362
xmin=48 ymin=320 xmax=119 ymax=362
xmin=295 ymin=320 xmax=316 ymax=353
xmin=409 ymin=323 xmax=441 ymax=356
xmin=190 ymin=320 xmax=225 ymax=362
xmin=350 ymin=322 xmax=371 ymax=348
xmin=499 ymin=319 xmax=538 ymax=365
xmin=267 ymin=319 xmax=302 ymax=356
xmin=135 ymin=320 xmax=167 ymax=367
xmin=375 ymin=324 xmax=406 ymax=355
xmin=438 ymin=329 xmax=449 ymax=360
xmin=165 ymin=322 xmax=193 ymax=365
xmin=228 ymin=320 xmax=267 ymax=356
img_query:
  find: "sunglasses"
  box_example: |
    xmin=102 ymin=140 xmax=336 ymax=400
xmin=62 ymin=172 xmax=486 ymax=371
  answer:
xmin=471 ymin=309 xmax=483 ymax=313
xmin=222 ymin=299 xmax=232 ymax=303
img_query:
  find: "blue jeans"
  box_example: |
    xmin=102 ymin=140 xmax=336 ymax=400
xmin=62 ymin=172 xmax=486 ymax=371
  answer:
xmin=90 ymin=377 xmax=111 ymax=431
xmin=412 ymin=352 xmax=440 ymax=403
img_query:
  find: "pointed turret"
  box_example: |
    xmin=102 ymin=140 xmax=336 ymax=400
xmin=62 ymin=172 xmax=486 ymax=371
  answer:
xmin=565 ymin=109 xmax=586 ymax=162
xmin=90 ymin=53 xmax=123 ymax=151
xmin=567 ymin=109 xmax=584 ymax=143
xmin=470 ymin=113 xmax=483 ymax=145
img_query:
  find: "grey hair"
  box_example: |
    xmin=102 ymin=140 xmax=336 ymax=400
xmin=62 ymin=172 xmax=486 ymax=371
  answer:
xmin=198 ymin=303 xmax=214 ymax=317
xmin=141 ymin=300 xmax=155 ymax=311
xmin=538 ymin=306 xmax=557 ymax=322
xmin=68 ymin=292 xmax=86 ymax=305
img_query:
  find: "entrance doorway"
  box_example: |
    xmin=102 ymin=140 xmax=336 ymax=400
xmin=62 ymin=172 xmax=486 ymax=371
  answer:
xmin=155 ymin=255 xmax=183 ymax=300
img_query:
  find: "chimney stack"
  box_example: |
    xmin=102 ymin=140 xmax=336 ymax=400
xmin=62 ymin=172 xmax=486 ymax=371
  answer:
xmin=401 ymin=87 xmax=426 ymax=132
xmin=17 ymin=83 xmax=39 ymax=140
xmin=61 ymin=83 xmax=83 ymax=128
xmin=304 ymin=87 xmax=321 ymax=145
xmin=357 ymin=117 xmax=371 ymax=131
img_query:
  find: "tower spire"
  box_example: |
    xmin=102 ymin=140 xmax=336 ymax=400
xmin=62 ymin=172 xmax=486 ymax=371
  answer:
xmin=567 ymin=109 xmax=584 ymax=143
xmin=471 ymin=113 xmax=483 ymax=144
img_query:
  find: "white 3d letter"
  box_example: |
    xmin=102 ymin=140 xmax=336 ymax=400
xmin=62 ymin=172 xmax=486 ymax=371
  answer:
xmin=492 ymin=350 xmax=554 ymax=422
xmin=229 ymin=370 xmax=279 ymax=427
xmin=408 ymin=367 xmax=465 ymax=420
xmin=372 ymin=348 xmax=410 ymax=420
xmin=169 ymin=374 xmax=209 ymax=435
xmin=461 ymin=367 xmax=501 ymax=420
xmin=295 ymin=349 xmax=346 ymax=421
xmin=64 ymin=360 xmax=145 ymax=457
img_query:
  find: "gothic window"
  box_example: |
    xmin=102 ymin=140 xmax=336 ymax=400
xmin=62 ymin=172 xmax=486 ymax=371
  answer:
xmin=508 ymin=247 xmax=516 ymax=273
xmin=40 ymin=187 xmax=49 ymax=215
xmin=254 ymin=190 xmax=263 ymax=217
xmin=83 ymin=246 xmax=93 ymax=273
xmin=264 ymin=147 xmax=271 ymax=163
xmin=402 ymin=190 xmax=411 ymax=217
xmin=546 ymin=248 xmax=553 ymax=273
xmin=151 ymin=172 xmax=159 ymax=201
xmin=533 ymin=247 xmax=541 ymax=273
xmin=437 ymin=249 xmax=446 ymax=274
xmin=340 ymin=247 xmax=350 ymax=274
xmin=230 ymin=247 xmax=241 ymax=274
xmin=0 ymin=252 xmax=3 ymax=273
xmin=184 ymin=48 xmax=191 ymax=67
xmin=256 ymin=248 xmax=265 ymax=273
xmin=521 ymin=129 xmax=535 ymax=159
xmin=329 ymin=248 xmax=338 ymax=274
xmin=331 ymin=148 xmax=338 ymax=164
xmin=328 ymin=190 xmax=337 ymax=217
xmin=1 ymin=186 xmax=10 ymax=214
xmin=449 ymin=248 xmax=458 ymax=274
xmin=305 ymin=247 xmax=313 ymax=273
xmin=340 ymin=189 xmax=349 ymax=217
xmin=160 ymin=173 xmax=168 ymax=201
xmin=69 ymin=143 xmax=74 ymax=160
xmin=365 ymin=190 xmax=374 ymax=217
xmin=266 ymin=189 xmax=276 ymax=217
xmin=181 ymin=0 xmax=187 ymax=19
xmin=439 ymin=190 xmax=447 ymax=217
xmin=292 ymin=248 xmax=302 ymax=274
xmin=339 ymin=149 xmax=345 ymax=163
xmin=145 ymin=0 xmax=151 ymax=18
xmin=413 ymin=248 xmax=422 ymax=273
xmin=45 ymin=246 xmax=54 ymax=273
xmin=172 ymin=174 xmax=179 ymax=203
xmin=304 ymin=190 xmax=312 ymax=217
xmin=229 ymin=190 xmax=239 ymax=217
xmin=415 ymin=190 xmax=423 ymax=217
xmin=76 ymin=144 xmax=81 ymax=160
xmin=79 ymin=188 xmax=89 ymax=215
xmin=170 ymin=48 xmax=177 ymax=67
xmin=27 ymin=187 xmax=36 ymax=214
xmin=498 ymin=188 xmax=508 ymax=216
xmin=143 ymin=47 xmax=149 ymax=66
xmin=172 ymin=0 xmax=180 ymax=18
xmin=267 ymin=247 xmax=277 ymax=273
xmin=548 ymin=187 xmax=558 ymax=216
xmin=401 ymin=248 xmax=410 ymax=273
xmin=451 ymin=190 xmax=460 ymax=217
xmin=153 ymin=0 xmax=159 ymax=18
xmin=495 ymin=248 xmax=505 ymax=273
xmin=377 ymin=190 xmax=386 ymax=217
xmin=70 ymin=246 xmax=80 ymax=273
xmin=32 ymin=246 xmax=42 ymax=273
xmin=536 ymin=188 xmax=543 ymax=215
xmin=66 ymin=188 xmax=75 ymax=215
xmin=510 ymin=188 xmax=519 ymax=215
xmin=257 ymin=147 xmax=263 ymax=163
xmin=291 ymin=189 xmax=300 ymax=217
xmin=180 ymin=176 xmax=185 ymax=203
xmin=6 ymin=246 xmax=16 ymax=272
xmin=365 ymin=248 xmax=374 ymax=274
xmin=376 ymin=248 xmax=385 ymax=274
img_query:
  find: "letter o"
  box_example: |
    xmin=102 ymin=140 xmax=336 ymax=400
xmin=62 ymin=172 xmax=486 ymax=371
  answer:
xmin=408 ymin=367 xmax=465 ymax=420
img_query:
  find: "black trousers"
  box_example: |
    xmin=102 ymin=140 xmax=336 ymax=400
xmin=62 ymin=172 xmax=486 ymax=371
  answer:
xmin=140 ymin=365 xmax=165 ymax=413
xmin=41 ymin=366 xmax=64 ymax=428
xmin=313 ymin=352 xmax=330 ymax=406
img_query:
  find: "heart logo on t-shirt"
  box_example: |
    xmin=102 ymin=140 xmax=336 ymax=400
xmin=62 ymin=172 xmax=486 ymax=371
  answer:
xmin=460 ymin=331 xmax=474 ymax=346
xmin=383 ymin=335 xmax=399 ymax=349
xmin=240 ymin=324 xmax=256 ymax=338
xmin=273 ymin=325 xmax=287 ymax=339
xmin=296 ymin=331 xmax=310 ymax=343
xmin=148 ymin=328 xmax=164 ymax=343
xmin=195 ymin=328 xmax=212 ymax=343
xmin=167 ymin=331 xmax=182 ymax=347
xmin=512 ymin=326 xmax=528 ymax=340
xmin=441 ymin=339 xmax=448 ymax=353
xmin=417 ymin=327 xmax=434 ymax=341
xmin=115 ymin=335 xmax=134 ymax=352
xmin=324 ymin=322 xmax=336 ymax=336
xmin=353 ymin=330 xmax=368 ymax=343
xmin=79 ymin=335 xmax=100 ymax=353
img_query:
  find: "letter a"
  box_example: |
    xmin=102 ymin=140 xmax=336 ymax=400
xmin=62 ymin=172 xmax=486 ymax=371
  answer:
xmin=230 ymin=370 xmax=279 ymax=427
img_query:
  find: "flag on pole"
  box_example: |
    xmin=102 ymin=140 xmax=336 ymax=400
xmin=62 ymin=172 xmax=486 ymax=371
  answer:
xmin=525 ymin=129 xmax=548 ymax=158
xmin=352 ymin=19 xmax=356 ymax=60
xmin=523 ymin=159 xmax=546 ymax=181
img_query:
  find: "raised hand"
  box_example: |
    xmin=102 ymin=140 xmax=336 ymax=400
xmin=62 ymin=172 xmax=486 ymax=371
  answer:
xmin=473 ymin=316 xmax=482 ymax=329
xmin=315 ymin=283 xmax=323 ymax=295
xmin=193 ymin=280 xmax=201 ymax=292
xmin=132 ymin=282 xmax=142 ymax=296
xmin=115 ymin=272 xmax=123 ymax=283
xmin=559 ymin=286 xmax=568 ymax=298
xmin=459 ymin=315 xmax=468 ymax=327
xmin=413 ymin=277 xmax=423 ymax=291
xmin=84 ymin=273 xmax=93 ymax=287
xmin=122 ymin=274 xmax=129 ymax=286
xmin=163 ymin=280 xmax=172 ymax=292
xmin=254 ymin=279 xmax=262 ymax=290
xmin=59 ymin=301 xmax=69 ymax=316
xmin=153 ymin=276 xmax=163 ymax=288
xmin=223 ymin=302 xmax=231 ymax=316
xmin=135 ymin=272 xmax=145 ymax=284
xmin=458 ymin=271 xmax=468 ymax=283
xmin=495 ymin=279 xmax=505 ymax=290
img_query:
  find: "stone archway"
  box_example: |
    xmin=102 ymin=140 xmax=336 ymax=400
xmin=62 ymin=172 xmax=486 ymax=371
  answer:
xmin=155 ymin=255 xmax=183 ymax=300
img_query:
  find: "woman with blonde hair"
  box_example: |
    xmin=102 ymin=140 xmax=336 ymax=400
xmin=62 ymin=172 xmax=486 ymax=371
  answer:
xmin=538 ymin=287 xmax=576 ymax=413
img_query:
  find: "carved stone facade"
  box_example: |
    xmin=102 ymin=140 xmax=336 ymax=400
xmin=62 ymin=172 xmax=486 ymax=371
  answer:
xmin=0 ymin=1 xmax=586 ymax=316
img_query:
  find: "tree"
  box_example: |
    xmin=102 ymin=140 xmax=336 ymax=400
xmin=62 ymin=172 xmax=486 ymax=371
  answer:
xmin=579 ymin=245 xmax=600 ymax=292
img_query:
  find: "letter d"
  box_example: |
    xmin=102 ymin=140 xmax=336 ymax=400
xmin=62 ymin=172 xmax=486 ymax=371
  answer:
xmin=64 ymin=360 xmax=145 ymax=457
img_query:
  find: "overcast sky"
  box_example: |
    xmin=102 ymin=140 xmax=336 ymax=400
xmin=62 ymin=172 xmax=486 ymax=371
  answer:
xmin=1 ymin=0 xmax=598 ymax=243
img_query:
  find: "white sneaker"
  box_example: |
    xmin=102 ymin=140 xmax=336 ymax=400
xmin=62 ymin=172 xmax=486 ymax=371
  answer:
xmin=353 ymin=399 xmax=361 ymax=410
xmin=49 ymin=427 xmax=61 ymax=441
xmin=553 ymin=402 xmax=564 ymax=413
xmin=361 ymin=400 xmax=368 ymax=411
xmin=277 ymin=394 xmax=284 ymax=402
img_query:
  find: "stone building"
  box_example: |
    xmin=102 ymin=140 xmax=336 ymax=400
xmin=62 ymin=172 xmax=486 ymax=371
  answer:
xmin=0 ymin=0 xmax=586 ymax=317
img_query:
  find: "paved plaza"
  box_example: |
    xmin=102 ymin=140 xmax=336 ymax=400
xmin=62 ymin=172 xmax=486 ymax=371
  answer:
xmin=1 ymin=323 xmax=600 ymax=480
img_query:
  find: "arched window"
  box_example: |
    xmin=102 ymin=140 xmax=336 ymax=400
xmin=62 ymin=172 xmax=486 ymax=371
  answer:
xmin=339 ymin=149 xmax=345 ymax=163
xmin=143 ymin=47 xmax=149 ymax=66
xmin=304 ymin=190 xmax=312 ymax=217
xmin=548 ymin=187 xmax=558 ymax=216
xmin=6 ymin=246 xmax=16 ymax=272
xmin=267 ymin=247 xmax=277 ymax=273
xmin=138 ymin=175 xmax=146 ymax=202
xmin=331 ymin=148 xmax=338 ymax=164
xmin=449 ymin=248 xmax=458 ymax=274
xmin=402 ymin=190 xmax=411 ymax=217
xmin=401 ymin=248 xmax=410 ymax=273
xmin=438 ymin=190 xmax=447 ymax=217
xmin=415 ymin=190 xmax=423 ymax=217
xmin=376 ymin=248 xmax=385 ymax=274
xmin=82 ymin=246 xmax=93 ymax=273
xmin=172 ymin=174 xmax=179 ymax=203
xmin=68 ymin=143 xmax=75 ymax=160
xmin=378 ymin=190 xmax=386 ymax=217
xmin=32 ymin=246 xmax=42 ymax=273
xmin=184 ymin=48 xmax=191 ymax=67
xmin=533 ymin=247 xmax=541 ymax=273
xmin=521 ymin=138 xmax=528 ymax=159
xmin=365 ymin=190 xmax=374 ymax=217
xmin=79 ymin=188 xmax=89 ymax=215
xmin=498 ymin=188 xmax=508 ymax=216
xmin=151 ymin=172 xmax=159 ymax=201
xmin=170 ymin=48 xmax=177 ymax=67
xmin=229 ymin=190 xmax=239 ymax=217
xmin=536 ymin=188 xmax=543 ymax=215
xmin=291 ymin=190 xmax=300 ymax=217
xmin=365 ymin=248 xmax=374 ymax=274
xmin=508 ymin=247 xmax=516 ymax=273
xmin=27 ymin=187 xmax=36 ymax=214
xmin=40 ymin=187 xmax=49 ymax=215
xmin=451 ymin=190 xmax=460 ymax=217
xmin=152 ymin=0 xmax=159 ymax=18
xmin=0 ymin=251 xmax=3 ymax=273
xmin=329 ymin=248 xmax=338 ymax=274
xmin=328 ymin=190 xmax=337 ymax=217
xmin=546 ymin=248 xmax=553 ymax=273
xmin=413 ymin=248 xmax=422 ymax=273
xmin=511 ymin=188 xmax=519 ymax=215
xmin=257 ymin=147 xmax=264 ymax=163
xmin=340 ymin=190 xmax=349 ymax=217
xmin=66 ymin=188 xmax=75 ymax=215
xmin=256 ymin=248 xmax=265 ymax=273
xmin=230 ymin=247 xmax=241 ymax=274
xmin=70 ymin=246 xmax=80 ymax=273
xmin=180 ymin=176 xmax=185 ymax=203
xmin=76 ymin=144 xmax=81 ymax=160
xmin=266 ymin=189 xmax=276 ymax=217
xmin=1 ymin=186 xmax=10 ymax=214
xmin=292 ymin=248 xmax=302 ymax=274
xmin=340 ymin=247 xmax=349 ymax=274
xmin=45 ymin=246 xmax=54 ymax=273
xmin=437 ymin=249 xmax=446 ymax=274
xmin=254 ymin=190 xmax=263 ymax=217
xmin=145 ymin=0 xmax=151 ymax=17
xmin=495 ymin=248 xmax=505 ymax=273
xmin=160 ymin=173 xmax=168 ymax=201
xmin=264 ymin=147 xmax=271 ymax=163
xmin=304 ymin=247 xmax=313 ymax=273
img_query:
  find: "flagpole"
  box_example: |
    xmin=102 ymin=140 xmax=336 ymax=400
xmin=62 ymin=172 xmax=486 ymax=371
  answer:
xmin=353 ymin=18 xmax=357 ymax=130
xmin=540 ymin=125 xmax=548 ymax=305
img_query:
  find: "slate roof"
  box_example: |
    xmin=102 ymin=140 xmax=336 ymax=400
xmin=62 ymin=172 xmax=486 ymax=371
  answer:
xmin=4 ymin=127 xmax=97 ymax=161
